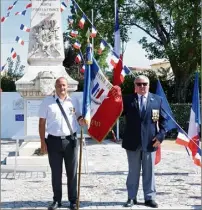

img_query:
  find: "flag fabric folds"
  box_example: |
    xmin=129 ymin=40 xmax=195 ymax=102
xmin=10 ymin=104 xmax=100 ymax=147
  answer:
xmin=82 ymin=57 xmax=123 ymax=142
xmin=70 ymin=30 xmax=78 ymax=38
xmin=20 ymin=24 xmax=30 ymax=32
xmin=78 ymin=15 xmax=86 ymax=29
xmin=15 ymin=10 xmax=26 ymax=16
xmin=15 ymin=36 xmax=24 ymax=45
xmin=26 ymin=3 xmax=32 ymax=9
xmin=75 ymin=53 xmax=82 ymax=63
xmin=80 ymin=65 xmax=85 ymax=73
xmin=156 ymin=80 xmax=177 ymax=131
xmin=61 ymin=2 xmax=67 ymax=12
xmin=8 ymin=0 xmax=18 ymax=11
xmin=98 ymin=40 xmax=107 ymax=55
xmin=1 ymin=17 xmax=7 ymax=23
xmin=110 ymin=53 xmax=119 ymax=68
xmin=1 ymin=63 xmax=7 ymax=72
xmin=73 ymin=41 xmax=81 ymax=49
xmin=68 ymin=16 xmax=74 ymax=26
xmin=176 ymin=72 xmax=201 ymax=167
xmin=155 ymin=80 xmax=177 ymax=165
xmin=11 ymin=48 xmax=17 ymax=59
xmin=90 ymin=26 xmax=97 ymax=38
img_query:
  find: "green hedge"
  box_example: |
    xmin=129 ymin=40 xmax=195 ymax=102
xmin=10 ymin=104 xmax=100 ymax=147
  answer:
xmin=107 ymin=103 xmax=191 ymax=140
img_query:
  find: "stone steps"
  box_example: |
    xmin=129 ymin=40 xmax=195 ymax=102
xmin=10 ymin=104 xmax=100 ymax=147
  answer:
xmin=1 ymin=164 xmax=49 ymax=172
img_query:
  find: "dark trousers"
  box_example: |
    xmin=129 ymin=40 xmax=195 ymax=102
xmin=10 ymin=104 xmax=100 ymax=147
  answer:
xmin=46 ymin=135 xmax=79 ymax=203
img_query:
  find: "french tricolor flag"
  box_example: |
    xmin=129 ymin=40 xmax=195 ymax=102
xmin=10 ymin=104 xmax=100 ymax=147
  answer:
xmin=7 ymin=0 xmax=18 ymax=11
xmin=11 ymin=48 xmax=17 ymax=59
xmin=73 ymin=41 xmax=81 ymax=50
xmin=121 ymin=66 xmax=130 ymax=78
xmin=68 ymin=16 xmax=74 ymax=26
xmin=98 ymin=40 xmax=107 ymax=55
xmin=90 ymin=26 xmax=97 ymax=38
xmin=1 ymin=16 xmax=7 ymax=23
xmin=78 ymin=15 xmax=86 ymax=29
xmin=20 ymin=24 xmax=30 ymax=32
xmin=60 ymin=2 xmax=67 ymax=12
xmin=15 ymin=36 xmax=24 ymax=45
xmin=26 ymin=3 xmax=32 ymax=9
xmin=70 ymin=30 xmax=78 ymax=38
xmin=110 ymin=53 xmax=119 ymax=68
xmin=176 ymin=72 xmax=201 ymax=167
xmin=8 ymin=5 xmax=14 ymax=10
xmin=80 ymin=65 xmax=85 ymax=73
xmin=75 ymin=53 xmax=82 ymax=63
xmin=1 ymin=63 xmax=7 ymax=72
xmin=15 ymin=10 xmax=26 ymax=16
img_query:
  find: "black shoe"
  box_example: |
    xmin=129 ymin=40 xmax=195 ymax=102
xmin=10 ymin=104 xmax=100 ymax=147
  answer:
xmin=133 ymin=198 xmax=137 ymax=205
xmin=123 ymin=199 xmax=133 ymax=207
xmin=48 ymin=201 xmax=62 ymax=210
xmin=145 ymin=200 xmax=158 ymax=208
xmin=70 ymin=202 xmax=77 ymax=210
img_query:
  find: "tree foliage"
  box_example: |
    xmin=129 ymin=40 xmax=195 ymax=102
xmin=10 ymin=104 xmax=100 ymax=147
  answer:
xmin=63 ymin=0 xmax=130 ymax=79
xmin=63 ymin=0 xmax=200 ymax=102
xmin=1 ymin=55 xmax=25 ymax=92
xmin=122 ymin=0 xmax=201 ymax=102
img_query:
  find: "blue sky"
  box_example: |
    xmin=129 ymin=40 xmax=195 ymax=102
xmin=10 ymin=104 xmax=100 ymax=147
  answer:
xmin=1 ymin=0 xmax=152 ymax=71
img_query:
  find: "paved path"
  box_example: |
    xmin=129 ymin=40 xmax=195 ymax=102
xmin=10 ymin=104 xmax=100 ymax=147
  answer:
xmin=1 ymin=139 xmax=201 ymax=209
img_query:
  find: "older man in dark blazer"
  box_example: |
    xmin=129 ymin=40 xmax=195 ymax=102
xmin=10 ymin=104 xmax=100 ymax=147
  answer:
xmin=122 ymin=75 xmax=167 ymax=208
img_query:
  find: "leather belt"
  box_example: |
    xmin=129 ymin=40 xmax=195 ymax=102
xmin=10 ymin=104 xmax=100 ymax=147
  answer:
xmin=48 ymin=134 xmax=76 ymax=140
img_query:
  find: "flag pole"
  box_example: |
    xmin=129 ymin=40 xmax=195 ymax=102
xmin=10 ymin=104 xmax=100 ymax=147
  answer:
xmin=77 ymin=126 xmax=83 ymax=210
xmin=91 ymin=9 xmax=94 ymax=55
xmin=115 ymin=0 xmax=120 ymax=141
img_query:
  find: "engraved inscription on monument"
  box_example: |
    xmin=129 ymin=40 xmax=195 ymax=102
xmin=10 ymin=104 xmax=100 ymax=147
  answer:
xmin=27 ymin=100 xmax=42 ymax=136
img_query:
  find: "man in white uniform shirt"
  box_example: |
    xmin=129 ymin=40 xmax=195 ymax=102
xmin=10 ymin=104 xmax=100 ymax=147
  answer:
xmin=39 ymin=77 xmax=85 ymax=210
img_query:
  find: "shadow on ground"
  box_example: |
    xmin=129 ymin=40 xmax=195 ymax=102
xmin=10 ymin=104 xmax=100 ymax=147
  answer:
xmin=1 ymin=201 xmax=201 ymax=209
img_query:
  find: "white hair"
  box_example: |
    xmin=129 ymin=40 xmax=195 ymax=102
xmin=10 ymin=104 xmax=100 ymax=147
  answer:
xmin=134 ymin=75 xmax=150 ymax=84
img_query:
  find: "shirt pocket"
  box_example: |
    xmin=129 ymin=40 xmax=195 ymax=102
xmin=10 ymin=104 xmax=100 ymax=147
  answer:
xmin=48 ymin=105 xmax=61 ymax=121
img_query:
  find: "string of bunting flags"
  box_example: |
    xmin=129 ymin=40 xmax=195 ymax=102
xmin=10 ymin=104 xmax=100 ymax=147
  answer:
xmin=1 ymin=0 xmax=130 ymax=77
xmin=67 ymin=0 xmax=131 ymax=77
xmin=1 ymin=0 xmax=67 ymax=71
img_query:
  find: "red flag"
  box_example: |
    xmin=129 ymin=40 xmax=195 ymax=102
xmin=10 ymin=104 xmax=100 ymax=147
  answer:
xmin=155 ymin=145 xmax=161 ymax=165
xmin=113 ymin=54 xmax=123 ymax=86
xmin=88 ymin=86 xmax=123 ymax=142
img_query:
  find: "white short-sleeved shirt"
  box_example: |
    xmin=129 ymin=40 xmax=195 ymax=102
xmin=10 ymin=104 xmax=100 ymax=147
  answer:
xmin=38 ymin=94 xmax=82 ymax=136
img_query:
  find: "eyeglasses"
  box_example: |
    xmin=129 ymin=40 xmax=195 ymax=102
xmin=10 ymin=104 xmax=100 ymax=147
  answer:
xmin=135 ymin=83 xmax=148 ymax=87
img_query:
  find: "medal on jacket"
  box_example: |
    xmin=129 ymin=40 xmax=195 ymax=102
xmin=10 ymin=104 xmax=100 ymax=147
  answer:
xmin=69 ymin=107 xmax=75 ymax=115
xmin=152 ymin=109 xmax=159 ymax=122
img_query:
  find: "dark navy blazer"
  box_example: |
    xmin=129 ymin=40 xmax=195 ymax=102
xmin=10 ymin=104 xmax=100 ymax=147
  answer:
xmin=122 ymin=93 xmax=167 ymax=152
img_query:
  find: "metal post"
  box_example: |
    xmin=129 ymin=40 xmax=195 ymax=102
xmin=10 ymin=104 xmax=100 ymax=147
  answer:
xmin=91 ymin=9 xmax=94 ymax=55
xmin=14 ymin=138 xmax=19 ymax=179
xmin=77 ymin=128 xmax=83 ymax=210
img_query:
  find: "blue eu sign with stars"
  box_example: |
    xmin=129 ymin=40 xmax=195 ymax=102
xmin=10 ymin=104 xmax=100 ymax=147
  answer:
xmin=15 ymin=114 xmax=24 ymax=121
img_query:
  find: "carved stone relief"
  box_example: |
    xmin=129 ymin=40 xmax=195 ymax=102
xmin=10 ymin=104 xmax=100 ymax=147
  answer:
xmin=29 ymin=19 xmax=61 ymax=58
xmin=37 ymin=71 xmax=57 ymax=95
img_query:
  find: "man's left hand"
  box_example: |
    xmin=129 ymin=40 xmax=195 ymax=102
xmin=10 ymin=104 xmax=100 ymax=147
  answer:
xmin=152 ymin=137 xmax=161 ymax=147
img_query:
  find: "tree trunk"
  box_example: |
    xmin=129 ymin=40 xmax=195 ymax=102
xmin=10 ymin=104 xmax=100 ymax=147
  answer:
xmin=174 ymin=77 xmax=189 ymax=103
xmin=168 ymin=54 xmax=197 ymax=103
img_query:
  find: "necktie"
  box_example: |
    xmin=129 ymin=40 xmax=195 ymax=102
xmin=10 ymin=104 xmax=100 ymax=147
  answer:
xmin=140 ymin=95 xmax=146 ymax=116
